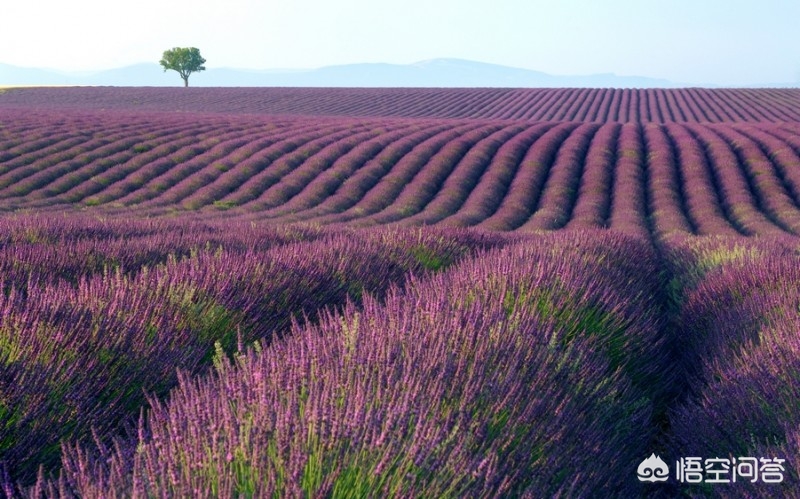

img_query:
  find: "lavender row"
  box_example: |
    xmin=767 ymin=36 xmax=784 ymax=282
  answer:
xmin=735 ymin=125 xmax=800 ymax=209
xmin=110 ymin=124 xmax=312 ymax=208
xmin=607 ymin=124 xmax=649 ymax=237
xmin=239 ymin=125 xmax=410 ymax=212
xmin=395 ymin=123 xmax=530 ymax=226
xmin=0 ymin=120 xmax=167 ymax=200
xmin=0 ymin=223 xmax=503 ymax=485
xmin=712 ymin=125 xmax=800 ymax=233
xmin=23 ymin=230 xmax=669 ymax=497
xmin=478 ymin=122 xmax=579 ymax=230
xmin=517 ymin=122 xmax=599 ymax=231
xmin=662 ymin=235 xmax=800 ymax=495
xmin=164 ymin=123 xmax=368 ymax=211
xmin=564 ymin=122 xmax=619 ymax=229
xmin=367 ymin=123 xmax=525 ymax=225
xmin=0 ymin=215 xmax=323 ymax=290
xmin=56 ymin=123 xmax=232 ymax=208
xmin=440 ymin=122 xmax=557 ymax=227
xmin=261 ymin=122 xmax=464 ymax=222
xmin=684 ymin=124 xmax=786 ymax=236
xmin=306 ymin=121 xmax=488 ymax=225
xmin=119 ymin=122 xmax=364 ymax=209
xmin=642 ymin=124 xmax=694 ymax=236
xmin=261 ymin=122 xmax=449 ymax=219
xmin=661 ymin=124 xmax=741 ymax=236
xmin=241 ymin=123 xmax=421 ymax=215
xmin=177 ymin=120 xmax=367 ymax=212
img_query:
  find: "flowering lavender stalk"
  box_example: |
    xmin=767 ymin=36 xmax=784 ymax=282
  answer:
xmin=27 ymin=230 xmax=663 ymax=497
xmin=0 ymin=221 xmax=494 ymax=486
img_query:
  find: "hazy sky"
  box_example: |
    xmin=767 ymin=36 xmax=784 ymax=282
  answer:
xmin=1 ymin=0 xmax=798 ymax=85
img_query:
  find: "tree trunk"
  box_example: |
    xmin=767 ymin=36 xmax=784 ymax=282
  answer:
xmin=183 ymin=77 xmax=189 ymax=87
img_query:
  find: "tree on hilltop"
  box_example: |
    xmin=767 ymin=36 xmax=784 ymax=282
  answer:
xmin=159 ymin=47 xmax=206 ymax=87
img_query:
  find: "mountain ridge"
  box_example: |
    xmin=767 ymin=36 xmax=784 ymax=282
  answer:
xmin=1 ymin=58 xmax=690 ymax=88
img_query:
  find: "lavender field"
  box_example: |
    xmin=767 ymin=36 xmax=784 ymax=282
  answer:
xmin=0 ymin=87 xmax=799 ymax=497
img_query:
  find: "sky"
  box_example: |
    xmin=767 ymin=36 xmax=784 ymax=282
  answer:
xmin=1 ymin=0 xmax=799 ymax=86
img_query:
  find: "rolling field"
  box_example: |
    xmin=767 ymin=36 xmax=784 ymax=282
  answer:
xmin=1 ymin=87 xmax=799 ymax=497
xmin=2 ymin=93 xmax=800 ymax=238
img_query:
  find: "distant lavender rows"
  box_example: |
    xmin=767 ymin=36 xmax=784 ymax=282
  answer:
xmin=2 ymin=109 xmax=800 ymax=237
xmin=3 ymin=87 xmax=800 ymax=123
xmin=1 ymin=223 xmax=797 ymax=496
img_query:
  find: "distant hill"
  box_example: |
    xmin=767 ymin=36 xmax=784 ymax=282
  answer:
xmin=1 ymin=58 xmax=685 ymax=88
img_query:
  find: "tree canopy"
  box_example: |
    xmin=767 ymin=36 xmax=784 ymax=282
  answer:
xmin=159 ymin=47 xmax=206 ymax=87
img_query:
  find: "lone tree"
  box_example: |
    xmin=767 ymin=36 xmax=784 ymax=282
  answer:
xmin=159 ymin=47 xmax=206 ymax=87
